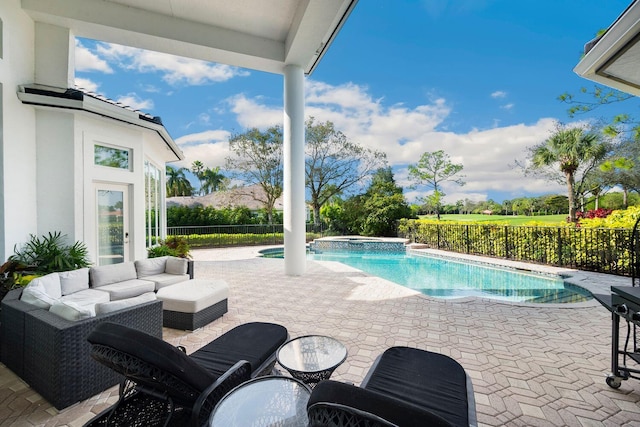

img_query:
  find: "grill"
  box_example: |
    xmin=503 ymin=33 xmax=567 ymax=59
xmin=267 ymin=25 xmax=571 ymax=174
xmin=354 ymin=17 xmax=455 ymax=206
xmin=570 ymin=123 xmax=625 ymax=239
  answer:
xmin=605 ymin=286 xmax=640 ymax=389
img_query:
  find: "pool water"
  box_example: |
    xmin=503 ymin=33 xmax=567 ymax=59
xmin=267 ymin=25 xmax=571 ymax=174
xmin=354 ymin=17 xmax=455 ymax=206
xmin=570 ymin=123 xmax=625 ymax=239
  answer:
xmin=264 ymin=249 xmax=592 ymax=303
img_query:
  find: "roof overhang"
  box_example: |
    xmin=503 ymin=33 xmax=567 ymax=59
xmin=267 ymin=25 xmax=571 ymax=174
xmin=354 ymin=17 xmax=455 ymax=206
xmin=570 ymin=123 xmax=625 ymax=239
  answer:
xmin=17 ymin=84 xmax=184 ymax=161
xmin=574 ymin=0 xmax=640 ymax=96
xmin=21 ymin=0 xmax=358 ymax=75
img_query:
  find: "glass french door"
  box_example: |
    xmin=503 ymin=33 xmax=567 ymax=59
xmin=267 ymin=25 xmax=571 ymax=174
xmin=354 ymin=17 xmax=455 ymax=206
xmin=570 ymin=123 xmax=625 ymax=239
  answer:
xmin=96 ymin=184 xmax=129 ymax=265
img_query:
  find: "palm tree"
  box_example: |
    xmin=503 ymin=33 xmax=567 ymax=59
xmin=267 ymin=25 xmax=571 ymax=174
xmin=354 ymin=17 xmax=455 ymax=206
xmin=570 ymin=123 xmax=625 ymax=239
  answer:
xmin=531 ymin=126 xmax=608 ymax=222
xmin=200 ymin=167 xmax=227 ymax=194
xmin=166 ymin=166 xmax=193 ymax=197
xmin=191 ymin=160 xmax=205 ymax=195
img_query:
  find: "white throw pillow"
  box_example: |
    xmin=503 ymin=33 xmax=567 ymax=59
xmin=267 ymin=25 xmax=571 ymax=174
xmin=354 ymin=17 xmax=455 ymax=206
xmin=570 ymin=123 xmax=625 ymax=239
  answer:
xmin=135 ymin=257 xmax=167 ymax=277
xmin=165 ymin=257 xmax=188 ymax=275
xmin=21 ymin=281 xmax=59 ymax=308
xmin=49 ymin=300 xmax=95 ymax=321
xmin=59 ymin=268 xmax=90 ymax=295
xmin=32 ymin=272 xmax=63 ymax=299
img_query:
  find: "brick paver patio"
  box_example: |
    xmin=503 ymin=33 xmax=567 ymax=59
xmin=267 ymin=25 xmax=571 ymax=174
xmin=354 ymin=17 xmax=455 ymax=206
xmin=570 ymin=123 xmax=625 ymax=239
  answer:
xmin=1 ymin=246 xmax=640 ymax=426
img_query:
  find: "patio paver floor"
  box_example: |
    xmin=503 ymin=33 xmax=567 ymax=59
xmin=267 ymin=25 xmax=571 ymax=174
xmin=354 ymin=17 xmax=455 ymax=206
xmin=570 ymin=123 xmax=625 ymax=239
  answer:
xmin=1 ymin=246 xmax=640 ymax=426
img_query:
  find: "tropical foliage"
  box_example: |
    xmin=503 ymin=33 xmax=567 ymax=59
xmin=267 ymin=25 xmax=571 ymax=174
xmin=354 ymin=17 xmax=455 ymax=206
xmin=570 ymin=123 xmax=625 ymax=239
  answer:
xmin=148 ymin=236 xmax=191 ymax=259
xmin=166 ymin=165 xmax=193 ymax=197
xmin=524 ymin=124 xmax=609 ymax=222
xmin=321 ymin=167 xmax=413 ymax=236
xmin=10 ymin=231 xmax=91 ymax=275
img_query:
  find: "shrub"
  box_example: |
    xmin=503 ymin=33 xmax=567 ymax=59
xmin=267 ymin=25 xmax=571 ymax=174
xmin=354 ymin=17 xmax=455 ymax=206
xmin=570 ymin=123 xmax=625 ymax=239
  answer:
xmin=10 ymin=231 xmax=91 ymax=275
xmin=148 ymin=236 xmax=191 ymax=258
xmin=575 ymin=208 xmax=613 ymax=221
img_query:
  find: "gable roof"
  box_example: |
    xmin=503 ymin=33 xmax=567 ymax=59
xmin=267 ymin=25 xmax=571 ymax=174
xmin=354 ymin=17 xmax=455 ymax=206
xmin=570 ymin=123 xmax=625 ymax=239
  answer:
xmin=17 ymin=84 xmax=183 ymax=161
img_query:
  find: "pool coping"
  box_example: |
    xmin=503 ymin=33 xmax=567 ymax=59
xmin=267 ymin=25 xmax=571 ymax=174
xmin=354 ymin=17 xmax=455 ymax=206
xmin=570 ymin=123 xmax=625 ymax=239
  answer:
xmin=407 ymin=248 xmax=629 ymax=308
xmin=256 ymin=245 xmax=631 ymax=308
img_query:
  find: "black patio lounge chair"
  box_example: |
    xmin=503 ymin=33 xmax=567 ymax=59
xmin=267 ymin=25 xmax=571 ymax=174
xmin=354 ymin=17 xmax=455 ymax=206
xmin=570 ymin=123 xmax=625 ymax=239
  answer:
xmin=83 ymin=321 xmax=288 ymax=427
xmin=307 ymin=346 xmax=477 ymax=427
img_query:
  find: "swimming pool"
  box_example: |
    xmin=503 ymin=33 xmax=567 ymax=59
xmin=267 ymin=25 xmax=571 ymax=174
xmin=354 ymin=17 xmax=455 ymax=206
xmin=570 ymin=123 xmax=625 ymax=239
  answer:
xmin=262 ymin=249 xmax=592 ymax=303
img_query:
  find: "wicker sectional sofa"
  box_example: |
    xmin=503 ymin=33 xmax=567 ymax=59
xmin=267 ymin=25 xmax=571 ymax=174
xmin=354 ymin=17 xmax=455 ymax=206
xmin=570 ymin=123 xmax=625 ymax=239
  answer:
xmin=0 ymin=256 xmax=193 ymax=410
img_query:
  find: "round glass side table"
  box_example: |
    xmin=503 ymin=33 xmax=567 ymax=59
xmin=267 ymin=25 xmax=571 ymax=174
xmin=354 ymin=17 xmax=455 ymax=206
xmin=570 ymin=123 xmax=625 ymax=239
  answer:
xmin=209 ymin=376 xmax=311 ymax=427
xmin=276 ymin=335 xmax=348 ymax=388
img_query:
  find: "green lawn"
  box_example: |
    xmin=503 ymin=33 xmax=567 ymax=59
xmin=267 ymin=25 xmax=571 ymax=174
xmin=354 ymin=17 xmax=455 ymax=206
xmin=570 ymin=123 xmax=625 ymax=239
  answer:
xmin=418 ymin=213 xmax=567 ymax=225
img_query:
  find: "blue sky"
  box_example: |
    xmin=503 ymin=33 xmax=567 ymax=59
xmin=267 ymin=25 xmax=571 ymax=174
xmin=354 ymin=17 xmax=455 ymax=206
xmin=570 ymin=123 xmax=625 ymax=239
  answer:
xmin=74 ymin=0 xmax=635 ymax=204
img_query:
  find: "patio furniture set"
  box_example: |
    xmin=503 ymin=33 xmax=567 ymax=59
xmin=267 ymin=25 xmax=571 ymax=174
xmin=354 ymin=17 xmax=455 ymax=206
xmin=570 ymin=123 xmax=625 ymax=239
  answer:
xmin=83 ymin=321 xmax=477 ymax=427
xmin=0 ymin=256 xmax=230 ymax=409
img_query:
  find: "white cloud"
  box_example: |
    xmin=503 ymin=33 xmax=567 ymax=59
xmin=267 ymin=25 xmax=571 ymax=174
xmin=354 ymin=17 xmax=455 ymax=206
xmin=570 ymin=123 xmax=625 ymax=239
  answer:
xmin=491 ymin=90 xmax=507 ymax=98
xmin=116 ymin=93 xmax=154 ymax=111
xmin=174 ymin=130 xmax=231 ymax=169
xmin=227 ymin=94 xmax=283 ymax=129
xmin=95 ymin=42 xmax=249 ymax=85
xmin=74 ymin=77 xmax=99 ymax=93
xmin=75 ymin=40 xmax=113 ymax=73
xmin=500 ymin=103 xmax=515 ymax=110
xmin=225 ymin=80 xmax=565 ymax=203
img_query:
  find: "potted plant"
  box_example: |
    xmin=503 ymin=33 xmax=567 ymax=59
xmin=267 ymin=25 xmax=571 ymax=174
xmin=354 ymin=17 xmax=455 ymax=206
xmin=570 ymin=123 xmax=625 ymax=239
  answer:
xmin=0 ymin=259 xmax=30 ymax=302
xmin=148 ymin=236 xmax=193 ymax=278
xmin=147 ymin=236 xmax=191 ymax=259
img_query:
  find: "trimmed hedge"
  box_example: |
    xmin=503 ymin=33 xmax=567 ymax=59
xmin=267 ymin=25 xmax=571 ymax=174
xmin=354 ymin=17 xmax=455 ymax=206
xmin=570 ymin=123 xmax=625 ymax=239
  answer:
xmin=168 ymin=232 xmax=323 ymax=248
xmin=398 ymin=219 xmax=634 ymax=276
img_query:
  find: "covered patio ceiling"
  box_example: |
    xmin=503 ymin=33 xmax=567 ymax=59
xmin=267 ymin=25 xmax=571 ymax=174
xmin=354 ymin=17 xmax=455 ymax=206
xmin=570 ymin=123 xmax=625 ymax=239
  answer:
xmin=21 ymin=0 xmax=358 ymax=75
xmin=574 ymin=0 xmax=640 ymax=96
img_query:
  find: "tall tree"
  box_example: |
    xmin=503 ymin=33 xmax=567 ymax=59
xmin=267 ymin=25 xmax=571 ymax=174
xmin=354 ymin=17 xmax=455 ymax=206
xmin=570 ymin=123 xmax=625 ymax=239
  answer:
xmin=598 ymin=138 xmax=640 ymax=207
xmin=305 ymin=118 xmax=387 ymax=226
xmin=225 ymin=126 xmax=283 ymax=224
xmin=166 ymin=166 xmax=193 ymax=197
xmin=200 ymin=166 xmax=228 ymax=194
xmin=526 ymin=124 xmax=609 ymax=222
xmin=408 ymin=150 xmax=465 ymax=220
xmin=191 ymin=160 xmax=205 ymax=195
xmin=360 ymin=167 xmax=413 ymax=236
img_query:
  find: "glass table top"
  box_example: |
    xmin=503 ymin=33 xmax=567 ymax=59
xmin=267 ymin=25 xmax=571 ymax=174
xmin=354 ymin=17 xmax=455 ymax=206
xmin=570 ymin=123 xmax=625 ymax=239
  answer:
xmin=276 ymin=335 xmax=347 ymax=373
xmin=209 ymin=376 xmax=310 ymax=427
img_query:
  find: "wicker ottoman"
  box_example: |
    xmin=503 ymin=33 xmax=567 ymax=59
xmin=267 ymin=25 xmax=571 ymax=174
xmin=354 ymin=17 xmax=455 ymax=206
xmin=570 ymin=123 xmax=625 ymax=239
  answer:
xmin=157 ymin=279 xmax=229 ymax=330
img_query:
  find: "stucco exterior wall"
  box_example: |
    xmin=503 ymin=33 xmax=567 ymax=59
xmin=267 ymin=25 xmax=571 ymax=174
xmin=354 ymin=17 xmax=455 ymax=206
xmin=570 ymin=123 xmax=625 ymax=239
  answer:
xmin=0 ymin=0 xmax=37 ymax=260
xmin=36 ymin=110 xmax=76 ymax=240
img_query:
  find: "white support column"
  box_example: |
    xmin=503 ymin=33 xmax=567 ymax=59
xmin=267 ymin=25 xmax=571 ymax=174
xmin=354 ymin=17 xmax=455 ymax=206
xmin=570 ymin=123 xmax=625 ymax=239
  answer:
xmin=283 ymin=64 xmax=306 ymax=275
xmin=35 ymin=23 xmax=75 ymax=88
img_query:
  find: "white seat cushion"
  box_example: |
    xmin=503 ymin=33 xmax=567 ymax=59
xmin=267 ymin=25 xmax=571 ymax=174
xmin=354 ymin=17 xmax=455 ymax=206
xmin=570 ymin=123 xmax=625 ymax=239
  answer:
xmin=97 ymin=279 xmax=155 ymax=301
xmin=156 ymin=279 xmax=229 ymax=313
xmin=142 ymin=273 xmax=189 ymax=291
xmin=60 ymin=288 xmax=110 ymax=306
xmin=49 ymin=300 xmax=95 ymax=320
xmin=95 ymin=292 xmax=157 ymax=315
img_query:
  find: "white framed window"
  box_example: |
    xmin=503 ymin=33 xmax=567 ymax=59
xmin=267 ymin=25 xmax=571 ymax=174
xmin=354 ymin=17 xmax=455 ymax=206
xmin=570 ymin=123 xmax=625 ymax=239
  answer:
xmin=145 ymin=160 xmax=162 ymax=248
xmin=94 ymin=143 xmax=131 ymax=170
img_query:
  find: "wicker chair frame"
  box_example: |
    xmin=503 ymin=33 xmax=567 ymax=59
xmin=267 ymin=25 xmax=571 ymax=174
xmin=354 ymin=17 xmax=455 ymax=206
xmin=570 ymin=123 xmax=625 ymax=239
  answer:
xmin=84 ymin=322 xmax=287 ymax=427
xmin=0 ymin=288 xmax=163 ymax=410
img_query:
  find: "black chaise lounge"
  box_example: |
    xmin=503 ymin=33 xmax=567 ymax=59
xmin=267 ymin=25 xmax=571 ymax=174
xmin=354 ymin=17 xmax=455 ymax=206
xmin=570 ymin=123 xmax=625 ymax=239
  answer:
xmin=307 ymin=346 xmax=477 ymax=427
xmin=83 ymin=321 xmax=288 ymax=427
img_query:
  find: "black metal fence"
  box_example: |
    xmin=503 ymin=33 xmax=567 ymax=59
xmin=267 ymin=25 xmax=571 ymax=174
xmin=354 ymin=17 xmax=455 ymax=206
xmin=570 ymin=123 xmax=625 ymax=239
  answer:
xmin=398 ymin=221 xmax=634 ymax=276
xmin=165 ymin=223 xmax=325 ymax=248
